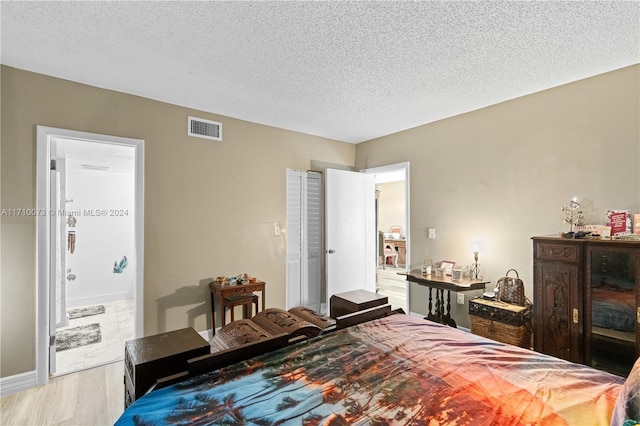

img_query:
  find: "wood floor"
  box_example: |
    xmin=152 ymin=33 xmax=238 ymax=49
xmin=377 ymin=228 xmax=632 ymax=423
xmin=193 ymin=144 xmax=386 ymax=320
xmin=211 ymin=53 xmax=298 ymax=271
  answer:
xmin=1 ymin=361 xmax=124 ymax=425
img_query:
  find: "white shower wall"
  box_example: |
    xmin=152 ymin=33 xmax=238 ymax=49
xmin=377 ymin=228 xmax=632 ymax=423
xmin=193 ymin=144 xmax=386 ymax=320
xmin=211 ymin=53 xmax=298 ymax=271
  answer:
xmin=65 ymin=158 xmax=135 ymax=308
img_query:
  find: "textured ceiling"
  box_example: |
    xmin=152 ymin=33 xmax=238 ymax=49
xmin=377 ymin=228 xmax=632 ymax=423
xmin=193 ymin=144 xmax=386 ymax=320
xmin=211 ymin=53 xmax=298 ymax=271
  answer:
xmin=1 ymin=1 xmax=639 ymax=143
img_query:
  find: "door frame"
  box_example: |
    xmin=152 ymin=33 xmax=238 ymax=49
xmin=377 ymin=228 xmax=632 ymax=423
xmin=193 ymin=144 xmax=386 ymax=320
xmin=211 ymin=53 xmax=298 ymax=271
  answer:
xmin=35 ymin=126 xmax=144 ymax=385
xmin=362 ymin=162 xmax=410 ymax=309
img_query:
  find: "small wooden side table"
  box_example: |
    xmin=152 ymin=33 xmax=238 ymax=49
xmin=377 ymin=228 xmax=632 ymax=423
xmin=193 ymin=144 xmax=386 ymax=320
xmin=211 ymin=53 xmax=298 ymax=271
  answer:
xmin=210 ymin=280 xmax=266 ymax=333
xmin=124 ymin=327 xmax=210 ymax=408
xmin=405 ymin=269 xmax=489 ymax=328
xmin=330 ymin=289 xmax=388 ymax=319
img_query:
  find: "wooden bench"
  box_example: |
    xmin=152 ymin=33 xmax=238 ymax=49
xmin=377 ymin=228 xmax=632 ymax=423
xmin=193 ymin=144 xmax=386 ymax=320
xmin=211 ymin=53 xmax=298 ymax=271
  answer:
xmin=147 ymin=307 xmax=398 ymax=395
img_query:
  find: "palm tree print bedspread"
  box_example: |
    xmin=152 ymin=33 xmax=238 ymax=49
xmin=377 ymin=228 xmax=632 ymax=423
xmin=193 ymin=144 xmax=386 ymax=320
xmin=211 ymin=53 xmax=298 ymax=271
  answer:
xmin=117 ymin=314 xmax=624 ymax=425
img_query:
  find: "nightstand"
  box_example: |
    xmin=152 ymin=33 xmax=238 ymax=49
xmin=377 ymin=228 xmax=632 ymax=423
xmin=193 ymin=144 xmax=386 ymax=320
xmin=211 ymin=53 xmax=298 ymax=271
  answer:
xmin=330 ymin=289 xmax=388 ymax=319
xmin=124 ymin=327 xmax=210 ymax=408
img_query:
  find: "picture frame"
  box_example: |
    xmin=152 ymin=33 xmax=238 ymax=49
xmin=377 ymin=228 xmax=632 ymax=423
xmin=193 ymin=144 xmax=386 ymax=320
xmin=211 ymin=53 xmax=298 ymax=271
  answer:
xmin=440 ymin=260 xmax=455 ymax=276
xmin=389 ymin=225 xmax=402 ymax=238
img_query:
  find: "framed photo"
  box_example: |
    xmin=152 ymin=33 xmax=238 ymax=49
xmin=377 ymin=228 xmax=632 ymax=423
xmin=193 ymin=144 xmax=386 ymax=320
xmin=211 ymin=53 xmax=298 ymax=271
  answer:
xmin=389 ymin=225 xmax=402 ymax=238
xmin=440 ymin=260 xmax=455 ymax=276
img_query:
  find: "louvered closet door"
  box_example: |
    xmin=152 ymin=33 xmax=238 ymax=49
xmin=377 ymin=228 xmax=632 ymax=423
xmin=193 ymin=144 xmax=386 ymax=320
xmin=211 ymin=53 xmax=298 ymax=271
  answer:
xmin=304 ymin=172 xmax=322 ymax=312
xmin=286 ymin=170 xmax=323 ymax=311
xmin=286 ymin=170 xmax=303 ymax=310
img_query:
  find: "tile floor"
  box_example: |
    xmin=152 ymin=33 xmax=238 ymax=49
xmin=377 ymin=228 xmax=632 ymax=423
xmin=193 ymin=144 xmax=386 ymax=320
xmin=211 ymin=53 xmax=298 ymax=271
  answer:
xmin=377 ymin=265 xmax=407 ymax=312
xmin=54 ymin=299 xmax=134 ymax=376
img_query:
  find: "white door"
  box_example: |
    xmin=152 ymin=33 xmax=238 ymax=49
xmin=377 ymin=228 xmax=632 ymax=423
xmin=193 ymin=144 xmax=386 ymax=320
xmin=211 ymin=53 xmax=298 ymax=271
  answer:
xmin=285 ymin=170 xmax=303 ymax=310
xmin=325 ymin=169 xmax=376 ymax=309
xmin=49 ymin=169 xmax=60 ymax=374
xmin=305 ymin=172 xmax=322 ymax=311
xmin=286 ymin=170 xmax=322 ymax=311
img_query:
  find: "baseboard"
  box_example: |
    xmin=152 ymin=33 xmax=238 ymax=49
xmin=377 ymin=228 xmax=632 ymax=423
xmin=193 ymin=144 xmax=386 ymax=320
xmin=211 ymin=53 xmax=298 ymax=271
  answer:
xmin=198 ymin=328 xmax=217 ymax=342
xmin=66 ymin=292 xmax=132 ymax=309
xmin=0 ymin=370 xmax=38 ymax=397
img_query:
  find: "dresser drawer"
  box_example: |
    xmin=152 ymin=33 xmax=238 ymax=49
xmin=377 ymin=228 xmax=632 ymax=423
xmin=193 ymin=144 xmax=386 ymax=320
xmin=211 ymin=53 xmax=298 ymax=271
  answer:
xmin=535 ymin=242 xmax=580 ymax=263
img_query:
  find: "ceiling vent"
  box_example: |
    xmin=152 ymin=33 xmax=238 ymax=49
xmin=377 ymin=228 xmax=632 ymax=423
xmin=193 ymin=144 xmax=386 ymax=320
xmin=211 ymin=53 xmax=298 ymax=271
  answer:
xmin=188 ymin=116 xmax=222 ymax=141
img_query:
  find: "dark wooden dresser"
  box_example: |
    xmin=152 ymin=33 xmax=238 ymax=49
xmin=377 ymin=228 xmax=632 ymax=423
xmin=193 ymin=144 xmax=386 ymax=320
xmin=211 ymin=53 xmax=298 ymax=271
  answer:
xmin=124 ymin=327 xmax=210 ymax=408
xmin=533 ymin=235 xmax=640 ymax=376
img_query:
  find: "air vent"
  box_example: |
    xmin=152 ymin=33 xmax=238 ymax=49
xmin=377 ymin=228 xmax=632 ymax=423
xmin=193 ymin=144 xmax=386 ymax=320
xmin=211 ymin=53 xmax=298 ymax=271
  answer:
xmin=188 ymin=116 xmax=222 ymax=141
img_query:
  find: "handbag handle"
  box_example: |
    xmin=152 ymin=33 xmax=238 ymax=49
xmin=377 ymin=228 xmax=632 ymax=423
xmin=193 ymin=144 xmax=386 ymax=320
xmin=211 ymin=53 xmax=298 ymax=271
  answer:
xmin=505 ymin=269 xmax=519 ymax=278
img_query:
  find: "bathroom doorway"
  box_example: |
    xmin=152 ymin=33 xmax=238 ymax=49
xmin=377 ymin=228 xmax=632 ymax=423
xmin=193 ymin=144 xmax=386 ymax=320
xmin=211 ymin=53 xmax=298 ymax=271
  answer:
xmin=36 ymin=127 xmax=144 ymax=383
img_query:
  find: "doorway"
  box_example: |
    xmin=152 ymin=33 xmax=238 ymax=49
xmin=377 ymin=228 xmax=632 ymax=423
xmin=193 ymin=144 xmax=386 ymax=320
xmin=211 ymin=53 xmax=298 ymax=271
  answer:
xmin=364 ymin=163 xmax=410 ymax=313
xmin=286 ymin=163 xmax=408 ymax=315
xmin=36 ymin=126 xmax=144 ymax=384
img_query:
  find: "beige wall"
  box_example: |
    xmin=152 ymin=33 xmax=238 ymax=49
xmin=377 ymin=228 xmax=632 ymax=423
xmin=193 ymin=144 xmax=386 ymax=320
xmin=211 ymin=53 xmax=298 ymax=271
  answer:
xmin=0 ymin=66 xmax=355 ymax=378
xmin=357 ymin=64 xmax=640 ymax=327
xmin=2 ymin=63 xmax=638 ymax=379
xmin=377 ymin=181 xmax=406 ymax=236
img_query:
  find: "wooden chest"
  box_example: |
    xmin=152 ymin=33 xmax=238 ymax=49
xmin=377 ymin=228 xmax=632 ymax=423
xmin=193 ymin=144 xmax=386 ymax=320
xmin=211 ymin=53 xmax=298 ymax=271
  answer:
xmin=469 ymin=298 xmax=532 ymax=348
xmin=124 ymin=327 xmax=210 ymax=408
xmin=330 ymin=290 xmax=388 ymax=319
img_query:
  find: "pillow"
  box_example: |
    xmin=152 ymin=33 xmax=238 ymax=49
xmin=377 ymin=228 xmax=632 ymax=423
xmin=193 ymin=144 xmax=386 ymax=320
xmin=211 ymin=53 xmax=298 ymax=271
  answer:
xmin=611 ymin=357 xmax=640 ymax=426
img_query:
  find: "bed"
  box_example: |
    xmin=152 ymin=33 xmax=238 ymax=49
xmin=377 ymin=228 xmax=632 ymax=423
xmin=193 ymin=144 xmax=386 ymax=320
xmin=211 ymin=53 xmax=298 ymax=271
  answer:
xmin=116 ymin=313 xmax=638 ymax=425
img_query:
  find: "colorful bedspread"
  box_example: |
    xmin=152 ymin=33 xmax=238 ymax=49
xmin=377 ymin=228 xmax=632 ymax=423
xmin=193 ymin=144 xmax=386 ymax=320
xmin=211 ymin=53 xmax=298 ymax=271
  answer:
xmin=117 ymin=314 xmax=624 ymax=425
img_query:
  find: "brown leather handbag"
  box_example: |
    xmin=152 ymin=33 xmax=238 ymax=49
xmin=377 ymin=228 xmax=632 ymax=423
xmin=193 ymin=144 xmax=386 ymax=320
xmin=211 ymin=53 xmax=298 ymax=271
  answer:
xmin=496 ymin=269 xmax=526 ymax=306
